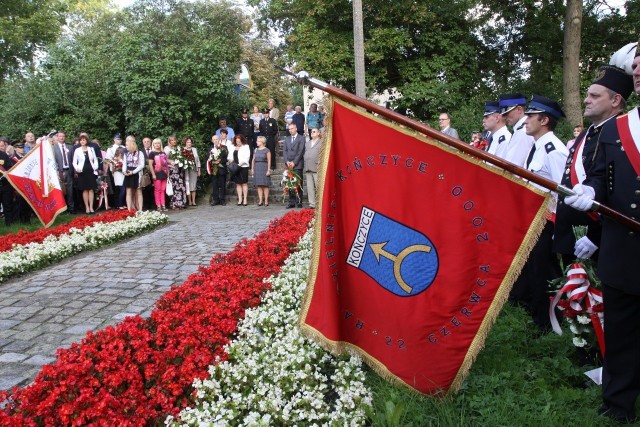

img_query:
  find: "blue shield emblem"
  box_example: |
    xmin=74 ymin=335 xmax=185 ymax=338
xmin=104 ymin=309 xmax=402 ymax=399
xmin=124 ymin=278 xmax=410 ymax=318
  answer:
xmin=346 ymin=207 xmax=439 ymax=296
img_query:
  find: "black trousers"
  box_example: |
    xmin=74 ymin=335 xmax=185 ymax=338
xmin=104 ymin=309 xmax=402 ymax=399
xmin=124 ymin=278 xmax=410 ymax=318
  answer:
xmin=510 ymin=220 xmax=560 ymax=330
xmin=212 ymin=173 xmax=226 ymax=205
xmin=0 ymin=184 xmax=15 ymax=226
xmin=602 ymin=283 xmax=640 ymax=418
xmin=266 ymin=137 xmax=276 ymax=170
xmin=62 ymin=170 xmax=74 ymax=212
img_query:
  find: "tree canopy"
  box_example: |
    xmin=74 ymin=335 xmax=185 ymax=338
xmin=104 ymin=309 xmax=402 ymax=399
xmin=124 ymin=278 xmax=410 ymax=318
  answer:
xmin=249 ymin=0 xmax=638 ymax=140
xmin=0 ymin=0 xmax=261 ymax=143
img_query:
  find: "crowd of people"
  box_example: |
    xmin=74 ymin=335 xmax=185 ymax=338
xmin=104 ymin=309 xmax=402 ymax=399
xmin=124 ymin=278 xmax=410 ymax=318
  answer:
xmin=0 ymin=99 xmax=326 ymax=225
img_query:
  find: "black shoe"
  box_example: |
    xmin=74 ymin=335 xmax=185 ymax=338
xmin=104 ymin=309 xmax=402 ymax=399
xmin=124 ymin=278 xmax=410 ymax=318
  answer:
xmin=296 ymin=204 xmax=302 ymax=208
xmin=286 ymin=205 xmax=295 ymax=209
xmin=598 ymin=404 xmax=638 ymax=423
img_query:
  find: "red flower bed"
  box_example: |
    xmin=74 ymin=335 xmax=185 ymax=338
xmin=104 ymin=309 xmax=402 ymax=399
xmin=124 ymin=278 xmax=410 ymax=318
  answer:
xmin=0 ymin=209 xmax=314 ymax=426
xmin=0 ymin=210 xmax=135 ymax=253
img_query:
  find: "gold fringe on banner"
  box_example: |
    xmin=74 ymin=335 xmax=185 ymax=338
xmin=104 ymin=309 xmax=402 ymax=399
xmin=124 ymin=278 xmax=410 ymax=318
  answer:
xmin=298 ymin=96 xmax=552 ymax=395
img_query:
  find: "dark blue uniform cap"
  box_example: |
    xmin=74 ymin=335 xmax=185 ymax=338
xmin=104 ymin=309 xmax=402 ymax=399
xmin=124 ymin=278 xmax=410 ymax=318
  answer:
xmin=498 ymin=93 xmax=527 ymax=114
xmin=483 ymin=101 xmax=500 ymax=117
xmin=524 ymin=95 xmax=566 ymax=120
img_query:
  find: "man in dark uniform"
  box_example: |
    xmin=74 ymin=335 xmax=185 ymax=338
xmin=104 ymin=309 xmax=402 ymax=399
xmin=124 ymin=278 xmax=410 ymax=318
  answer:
xmin=510 ymin=95 xmax=568 ymax=331
xmin=566 ymin=44 xmax=640 ymax=423
xmin=554 ymin=66 xmax=633 ymax=265
xmin=236 ymin=109 xmax=255 ymax=161
xmin=0 ymin=145 xmax=16 ymax=226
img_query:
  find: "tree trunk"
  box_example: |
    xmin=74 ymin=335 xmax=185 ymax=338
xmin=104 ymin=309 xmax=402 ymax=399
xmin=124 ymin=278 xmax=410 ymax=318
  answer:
xmin=562 ymin=0 xmax=583 ymax=127
xmin=353 ymin=0 xmax=366 ymax=98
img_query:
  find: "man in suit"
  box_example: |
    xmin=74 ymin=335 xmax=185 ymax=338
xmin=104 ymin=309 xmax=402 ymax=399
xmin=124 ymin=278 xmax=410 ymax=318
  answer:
xmin=53 ymin=130 xmax=75 ymax=214
xmin=438 ymin=112 xmax=459 ymax=139
xmin=283 ymin=124 xmax=305 ymax=208
xmin=554 ymin=65 xmax=632 ymax=265
xmin=566 ymin=45 xmax=640 ymax=423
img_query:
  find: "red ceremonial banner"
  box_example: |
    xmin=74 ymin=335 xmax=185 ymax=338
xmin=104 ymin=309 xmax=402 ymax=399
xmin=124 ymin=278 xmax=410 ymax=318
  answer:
xmin=299 ymin=98 xmax=550 ymax=394
xmin=5 ymin=141 xmax=67 ymax=227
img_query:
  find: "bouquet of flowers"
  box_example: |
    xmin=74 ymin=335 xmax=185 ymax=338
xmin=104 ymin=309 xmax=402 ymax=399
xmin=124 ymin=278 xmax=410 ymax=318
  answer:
xmin=281 ymin=166 xmax=302 ymax=204
xmin=549 ymin=226 xmax=604 ymax=355
xmin=104 ymin=158 xmax=123 ymax=173
xmin=207 ymin=145 xmax=228 ymax=176
xmin=473 ymin=138 xmax=489 ymax=151
xmin=168 ymin=147 xmax=196 ymax=170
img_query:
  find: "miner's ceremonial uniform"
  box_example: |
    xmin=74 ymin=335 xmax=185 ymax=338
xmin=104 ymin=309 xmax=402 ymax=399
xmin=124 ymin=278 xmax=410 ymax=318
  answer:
xmin=553 ymin=124 xmax=605 ymax=264
xmin=581 ymin=108 xmax=640 ymax=422
xmin=564 ymin=57 xmax=639 ymax=422
xmin=510 ymin=95 xmax=568 ymax=330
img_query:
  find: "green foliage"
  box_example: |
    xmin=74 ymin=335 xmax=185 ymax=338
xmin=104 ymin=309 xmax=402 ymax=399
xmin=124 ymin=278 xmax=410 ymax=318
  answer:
xmin=249 ymin=0 xmax=489 ymax=123
xmin=243 ymin=38 xmax=293 ymax=113
xmin=252 ymin=0 xmax=636 ymax=134
xmin=0 ymin=0 xmax=252 ymax=144
xmin=365 ymin=304 xmax=624 ymax=426
xmin=0 ymin=0 xmax=67 ymax=80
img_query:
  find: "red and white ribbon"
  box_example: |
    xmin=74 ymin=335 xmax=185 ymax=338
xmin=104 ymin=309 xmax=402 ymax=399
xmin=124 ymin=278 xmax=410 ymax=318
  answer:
xmin=96 ymin=180 xmax=109 ymax=210
xmin=550 ymin=263 xmax=605 ymax=356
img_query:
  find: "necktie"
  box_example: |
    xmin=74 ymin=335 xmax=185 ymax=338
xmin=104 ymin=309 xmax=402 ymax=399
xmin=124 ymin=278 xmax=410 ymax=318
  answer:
xmin=60 ymin=144 xmax=68 ymax=168
xmin=525 ymin=145 xmax=536 ymax=169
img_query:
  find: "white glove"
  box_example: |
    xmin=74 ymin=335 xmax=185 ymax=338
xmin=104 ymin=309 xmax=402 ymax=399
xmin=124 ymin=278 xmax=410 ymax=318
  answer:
xmin=564 ymin=184 xmax=595 ymax=211
xmin=574 ymin=236 xmax=598 ymax=259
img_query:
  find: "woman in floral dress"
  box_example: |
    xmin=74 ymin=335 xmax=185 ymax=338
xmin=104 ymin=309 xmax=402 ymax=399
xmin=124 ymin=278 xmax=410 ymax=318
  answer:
xmin=183 ymin=136 xmax=201 ymax=206
xmin=164 ymin=135 xmax=187 ymax=209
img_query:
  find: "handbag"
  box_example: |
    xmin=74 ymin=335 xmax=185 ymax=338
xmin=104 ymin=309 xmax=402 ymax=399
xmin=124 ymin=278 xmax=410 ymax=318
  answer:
xmin=227 ymin=162 xmax=239 ymax=176
xmin=140 ymin=172 xmax=152 ymax=188
xmin=166 ymin=178 xmax=174 ymax=196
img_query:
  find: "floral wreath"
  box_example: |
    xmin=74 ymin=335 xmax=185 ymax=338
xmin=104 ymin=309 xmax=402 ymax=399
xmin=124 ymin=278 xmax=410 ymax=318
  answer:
xmin=549 ymin=225 xmax=604 ymax=355
xmin=281 ymin=166 xmax=302 ymax=204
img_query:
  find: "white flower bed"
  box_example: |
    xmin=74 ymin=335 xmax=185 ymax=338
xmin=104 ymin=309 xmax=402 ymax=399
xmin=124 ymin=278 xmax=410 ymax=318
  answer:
xmin=169 ymin=228 xmax=373 ymax=427
xmin=0 ymin=211 xmax=168 ymax=282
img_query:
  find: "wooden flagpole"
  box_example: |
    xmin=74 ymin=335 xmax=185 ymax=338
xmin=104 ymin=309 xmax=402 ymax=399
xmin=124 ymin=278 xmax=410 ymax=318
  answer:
xmin=280 ymin=68 xmax=640 ymax=232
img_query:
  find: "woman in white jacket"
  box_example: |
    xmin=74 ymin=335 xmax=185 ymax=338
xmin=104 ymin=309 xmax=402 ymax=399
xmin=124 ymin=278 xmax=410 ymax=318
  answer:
xmin=73 ymin=135 xmax=99 ymax=214
xmin=230 ymin=134 xmax=251 ymax=206
xmin=122 ymin=136 xmax=145 ymax=211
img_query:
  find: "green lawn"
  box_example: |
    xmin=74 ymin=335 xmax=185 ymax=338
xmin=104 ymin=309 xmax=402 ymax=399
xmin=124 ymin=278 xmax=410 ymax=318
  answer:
xmin=0 ymin=212 xmax=76 ymax=236
xmin=366 ymin=304 xmax=636 ymax=426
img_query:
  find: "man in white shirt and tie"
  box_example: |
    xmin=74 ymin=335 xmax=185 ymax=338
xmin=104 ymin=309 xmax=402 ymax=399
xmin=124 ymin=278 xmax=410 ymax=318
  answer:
xmin=482 ymin=101 xmax=511 ymax=156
